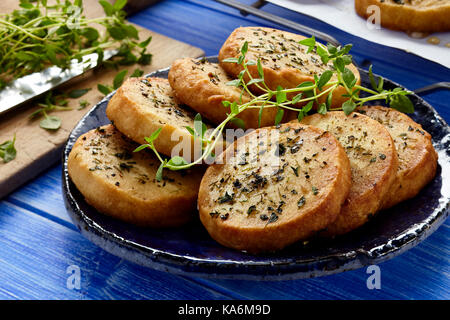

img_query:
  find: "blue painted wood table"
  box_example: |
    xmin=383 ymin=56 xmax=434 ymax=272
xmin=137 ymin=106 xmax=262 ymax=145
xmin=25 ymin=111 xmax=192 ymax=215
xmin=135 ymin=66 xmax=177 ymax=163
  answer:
xmin=1 ymin=0 xmax=449 ymax=300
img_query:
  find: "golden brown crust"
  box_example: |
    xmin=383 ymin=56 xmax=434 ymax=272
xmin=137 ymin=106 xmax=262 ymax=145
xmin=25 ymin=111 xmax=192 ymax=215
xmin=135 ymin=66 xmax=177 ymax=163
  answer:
xmin=67 ymin=124 xmax=205 ymax=227
xmin=168 ymin=57 xmax=283 ymax=129
xmin=198 ymin=122 xmax=352 ymax=253
xmin=106 ymin=77 xmax=204 ymax=161
xmin=355 ymin=0 xmax=450 ymax=32
xmin=218 ymin=27 xmax=360 ymax=109
xmin=297 ymin=111 xmax=398 ymax=235
xmin=357 ymin=105 xmax=438 ymax=209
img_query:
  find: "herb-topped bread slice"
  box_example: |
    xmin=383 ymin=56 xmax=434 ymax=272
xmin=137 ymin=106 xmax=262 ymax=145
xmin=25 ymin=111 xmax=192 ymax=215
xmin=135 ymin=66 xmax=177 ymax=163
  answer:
xmin=198 ymin=122 xmax=352 ymax=253
xmin=298 ymin=111 xmax=398 ymax=236
xmin=355 ymin=0 xmax=450 ymax=32
xmin=168 ymin=57 xmax=285 ymax=129
xmin=106 ymin=77 xmax=214 ymax=161
xmin=67 ymin=124 xmax=205 ymax=227
xmin=357 ymin=105 xmax=437 ymax=209
xmin=218 ymin=27 xmax=360 ymax=108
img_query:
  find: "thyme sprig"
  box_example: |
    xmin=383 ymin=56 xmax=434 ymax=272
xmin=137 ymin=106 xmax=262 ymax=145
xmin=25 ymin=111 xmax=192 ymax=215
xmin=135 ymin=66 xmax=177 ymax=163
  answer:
xmin=135 ymin=37 xmax=414 ymax=180
xmin=0 ymin=0 xmax=152 ymax=89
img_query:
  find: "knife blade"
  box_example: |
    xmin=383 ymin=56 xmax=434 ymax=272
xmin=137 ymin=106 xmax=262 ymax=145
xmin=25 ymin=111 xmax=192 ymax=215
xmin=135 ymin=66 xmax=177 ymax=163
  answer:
xmin=0 ymin=49 xmax=117 ymax=116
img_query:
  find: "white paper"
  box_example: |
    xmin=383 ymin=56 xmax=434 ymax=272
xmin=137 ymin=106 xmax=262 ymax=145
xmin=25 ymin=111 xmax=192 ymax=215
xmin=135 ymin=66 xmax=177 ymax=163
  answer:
xmin=268 ymin=0 xmax=450 ymax=69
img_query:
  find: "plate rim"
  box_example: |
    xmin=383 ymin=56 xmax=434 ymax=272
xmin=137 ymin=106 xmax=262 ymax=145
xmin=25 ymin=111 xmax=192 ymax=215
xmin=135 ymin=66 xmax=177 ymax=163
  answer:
xmin=62 ymin=57 xmax=450 ymax=280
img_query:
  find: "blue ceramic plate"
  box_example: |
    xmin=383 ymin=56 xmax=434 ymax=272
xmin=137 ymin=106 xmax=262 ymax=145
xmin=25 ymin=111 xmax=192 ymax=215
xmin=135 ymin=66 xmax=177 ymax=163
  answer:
xmin=62 ymin=58 xmax=450 ymax=280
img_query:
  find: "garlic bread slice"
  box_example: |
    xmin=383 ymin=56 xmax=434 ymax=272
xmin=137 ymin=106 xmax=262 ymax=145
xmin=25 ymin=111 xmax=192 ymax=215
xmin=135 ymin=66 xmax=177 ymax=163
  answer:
xmin=106 ymin=77 xmax=209 ymax=161
xmin=198 ymin=122 xmax=352 ymax=253
xmin=355 ymin=0 xmax=450 ymax=32
xmin=358 ymin=105 xmax=437 ymax=209
xmin=299 ymin=111 xmax=398 ymax=235
xmin=68 ymin=124 xmax=205 ymax=227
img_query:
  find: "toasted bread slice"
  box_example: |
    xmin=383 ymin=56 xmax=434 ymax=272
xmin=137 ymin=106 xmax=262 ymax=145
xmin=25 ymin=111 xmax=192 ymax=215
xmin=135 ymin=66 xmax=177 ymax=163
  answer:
xmin=106 ymin=77 xmax=219 ymax=162
xmin=218 ymin=27 xmax=360 ymax=108
xmin=355 ymin=0 xmax=450 ymax=32
xmin=357 ymin=105 xmax=437 ymax=209
xmin=168 ymin=57 xmax=284 ymax=129
xmin=67 ymin=124 xmax=205 ymax=227
xmin=198 ymin=122 xmax=352 ymax=253
xmin=298 ymin=111 xmax=398 ymax=235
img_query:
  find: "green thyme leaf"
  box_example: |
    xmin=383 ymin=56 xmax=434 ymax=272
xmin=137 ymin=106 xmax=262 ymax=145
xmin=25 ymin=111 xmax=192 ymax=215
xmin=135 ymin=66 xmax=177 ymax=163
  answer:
xmin=317 ymin=103 xmax=327 ymax=115
xmin=390 ymin=93 xmax=414 ymax=113
xmin=303 ymin=101 xmax=314 ymax=113
xmin=167 ymin=156 xmax=188 ymax=168
xmin=333 ymin=57 xmax=345 ymax=73
xmin=342 ymin=67 xmax=357 ymax=89
xmin=222 ymin=57 xmax=239 ymax=63
xmin=230 ymin=102 xmax=239 ymax=115
xmin=327 ymin=43 xmax=337 ymax=55
xmin=0 ymin=134 xmax=17 ymax=163
xmin=241 ymin=41 xmax=249 ymax=55
xmin=276 ymin=86 xmax=287 ymax=104
xmin=316 ymin=44 xmax=330 ymax=64
xmin=317 ymin=70 xmax=333 ymax=90
xmin=368 ymin=65 xmax=381 ymax=92
xmin=226 ymin=79 xmax=241 ymax=87
xmin=257 ymin=59 xmax=264 ymax=78
xmin=68 ymin=88 xmax=90 ymax=99
xmin=130 ymin=68 xmax=144 ymax=77
xmin=377 ymin=77 xmax=384 ymax=92
xmin=113 ymin=69 xmax=128 ymax=89
xmin=258 ymin=104 xmax=264 ymax=128
xmin=40 ymin=115 xmax=61 ymax=130
xmin=299 ymin=36 xmax=315 ymax=53
xmin=185 ymin=126 xmax=195 ymax=136
xmin=138 ymin=36 xmax=152 ymax=48
xmin=292 ymin=93 xmax=303 ymax=104
xmin=274 ymin=108 xmax=284 ymax=125
xmin=297 ymin=100 xmax=314 ymax=121
xmin=99 ymin=0 xmax=114 ymax=16
xmin=155 ymin=160 xmax=166 ymax=182
xmin=113 ymin=0 xmax=127 ymax=11
xmin=230 ymin=117 xmax=246 ymax=129
xmin=247 ymin=78 xmax=264 ymax=86
xmin=97 ymin=84 xmax=113 ymax=96
xmin=144 ymin=127 xmax=162 ymax=144
xmin=296 ymin=81 xmax=315 ymax=89
xmin=78 ymin=100 xmax=90 ymax=110
xmin=133 ymin=144 xmax=148 ymax=153
xmin=342 ymin=99 xmax=357 ymax=115
xmin=338 ymin=44 xmax=353 ymax=56
xmin=194 ymin=113 xmax=207 ymax=139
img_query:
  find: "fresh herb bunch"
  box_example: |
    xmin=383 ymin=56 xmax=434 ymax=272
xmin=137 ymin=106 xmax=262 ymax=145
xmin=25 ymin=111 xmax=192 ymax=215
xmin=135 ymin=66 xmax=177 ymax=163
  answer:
xmin=134 ymin=37 xmax=414 ymax=181
xmin=0 ymin=0 xmax=152 ymax=89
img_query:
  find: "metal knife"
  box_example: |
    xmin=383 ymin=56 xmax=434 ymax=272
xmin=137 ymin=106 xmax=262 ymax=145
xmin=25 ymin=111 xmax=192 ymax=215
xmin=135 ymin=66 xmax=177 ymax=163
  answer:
xmin=0 ymin=49 xmax=117 ymax=116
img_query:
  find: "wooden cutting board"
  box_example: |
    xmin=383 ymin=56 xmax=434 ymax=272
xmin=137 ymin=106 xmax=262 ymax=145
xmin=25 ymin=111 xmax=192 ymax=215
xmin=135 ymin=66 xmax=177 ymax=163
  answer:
xmin=0 ymin=0 xmax=204 ymax=198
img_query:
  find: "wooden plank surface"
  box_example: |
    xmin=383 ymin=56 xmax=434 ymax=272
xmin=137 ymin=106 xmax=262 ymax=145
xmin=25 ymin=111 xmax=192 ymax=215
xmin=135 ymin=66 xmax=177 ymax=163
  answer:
xmin=0 ymin=0 xmax=204 ymax=198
